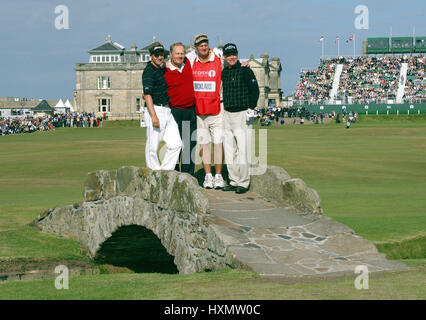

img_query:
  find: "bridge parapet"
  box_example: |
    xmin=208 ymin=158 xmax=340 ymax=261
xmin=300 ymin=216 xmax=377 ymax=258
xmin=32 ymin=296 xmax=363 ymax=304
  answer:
xmin=249 ymin=166 xmax=323 ymax=215
xmin=83 ymin=167 xmax=209 ymax=214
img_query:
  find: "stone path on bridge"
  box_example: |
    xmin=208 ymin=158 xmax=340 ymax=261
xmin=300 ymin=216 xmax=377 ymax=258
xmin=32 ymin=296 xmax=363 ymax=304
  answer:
xmin=204 ymin=189 xmax=410 ymax=278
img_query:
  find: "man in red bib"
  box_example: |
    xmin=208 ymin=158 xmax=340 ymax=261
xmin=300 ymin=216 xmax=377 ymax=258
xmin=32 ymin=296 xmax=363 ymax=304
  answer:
xmin=187 ymin=34 xmax=225 ymax=189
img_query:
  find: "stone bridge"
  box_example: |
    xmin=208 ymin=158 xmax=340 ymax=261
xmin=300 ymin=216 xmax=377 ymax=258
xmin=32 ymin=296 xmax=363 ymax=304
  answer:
xmin=33 ymin=166 xmax=409 ymax=277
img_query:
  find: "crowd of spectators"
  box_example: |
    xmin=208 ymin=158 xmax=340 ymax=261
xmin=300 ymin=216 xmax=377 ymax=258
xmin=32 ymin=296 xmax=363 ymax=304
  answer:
xmin=0 ymin=112 xmax=105 ymax=136
xmin=254 ymin=106 xmax=339 ymax=126
xmin=293 ymin=55 xmax=426 ymax=104
xmin=1 ymin=117 xmax=54 ymax=135
xmin=405 ymin=56 xmax=426 ymax=102
xmin=293 ymin=59 xmax=337 ymax=103
xmin=338 ymin=56 xmax=401 ymax=103
xmin=51 ymin=112 xmax=105 ymax=128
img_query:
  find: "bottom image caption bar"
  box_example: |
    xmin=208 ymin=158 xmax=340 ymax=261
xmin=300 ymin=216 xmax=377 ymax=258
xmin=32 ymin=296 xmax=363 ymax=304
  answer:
xmin=163 ymin=303 xmax=262 ymax=317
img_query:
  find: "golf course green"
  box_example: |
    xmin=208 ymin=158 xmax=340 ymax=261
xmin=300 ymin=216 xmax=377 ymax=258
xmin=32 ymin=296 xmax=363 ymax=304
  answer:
xmin=0 ymin=115 xmax=424 ymax=299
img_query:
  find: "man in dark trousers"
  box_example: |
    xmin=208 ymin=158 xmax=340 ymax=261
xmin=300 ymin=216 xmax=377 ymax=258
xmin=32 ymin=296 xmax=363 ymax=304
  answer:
xmin=164 ymin=42 xmax=197 ymax=175
xmin=221 ymin=43 xmax=259 ymax=194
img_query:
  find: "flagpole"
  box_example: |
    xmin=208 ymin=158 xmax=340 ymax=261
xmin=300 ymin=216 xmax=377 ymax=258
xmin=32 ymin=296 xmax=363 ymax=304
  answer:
xmin=353 ymin=34 xmax=356 ymax=58
xmin=338 ymin=39 xmax=340 ymax=56
xmin=322 ymin=38 xmax=324 ymax=59
xmin=413 ymin=26 xmax=416 ymax=44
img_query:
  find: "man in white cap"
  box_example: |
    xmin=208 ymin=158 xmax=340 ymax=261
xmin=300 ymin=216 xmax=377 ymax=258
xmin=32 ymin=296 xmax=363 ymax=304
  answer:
xmin=142 ymin=42 xmax=182 ymax=170
xmin=186 ymin=34 xmax=226 ymax=189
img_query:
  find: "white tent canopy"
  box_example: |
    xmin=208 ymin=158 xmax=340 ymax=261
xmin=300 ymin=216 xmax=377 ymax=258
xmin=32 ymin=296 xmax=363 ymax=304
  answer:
xmin=64 ymin=99 xmax=74 ymax=112
xmin=54 ymin=99 xmax=66 ymax=109
xmin=53 ymin=99 xmax=71 ymax=114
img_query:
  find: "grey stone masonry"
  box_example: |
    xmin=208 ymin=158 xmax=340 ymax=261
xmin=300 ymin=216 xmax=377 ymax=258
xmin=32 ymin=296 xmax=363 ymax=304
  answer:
xmin=33 ymin=165 xmax=410 ymax=277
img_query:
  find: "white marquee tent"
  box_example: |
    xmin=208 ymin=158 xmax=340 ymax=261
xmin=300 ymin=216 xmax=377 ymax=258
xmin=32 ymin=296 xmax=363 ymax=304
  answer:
xmin=64 ymin=99 xmax=74 ymax=112
xmin=54 ymin=99 xmax=68 ymax=113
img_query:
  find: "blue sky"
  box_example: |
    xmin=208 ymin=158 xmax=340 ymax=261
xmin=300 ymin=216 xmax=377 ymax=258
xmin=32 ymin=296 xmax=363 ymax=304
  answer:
xmin=0 ymin=0 xmax=425 ymax=100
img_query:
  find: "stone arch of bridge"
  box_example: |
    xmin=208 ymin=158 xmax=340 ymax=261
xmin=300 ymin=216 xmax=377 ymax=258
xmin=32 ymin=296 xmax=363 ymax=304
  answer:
xmin=94 ymin=224 xmax=179 ymax=274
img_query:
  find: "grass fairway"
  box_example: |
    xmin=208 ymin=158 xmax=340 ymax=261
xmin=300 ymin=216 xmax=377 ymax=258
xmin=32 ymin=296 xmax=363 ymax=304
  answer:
xmin=0 ymin=269 xmax=425 ymax=300
xmin=266 ymin=116 xmax=426 ymax=243
xmin=0 ymin=126 xmax=145 ymax=260
xmin=0 ymin=115 xmax=425 ymax=299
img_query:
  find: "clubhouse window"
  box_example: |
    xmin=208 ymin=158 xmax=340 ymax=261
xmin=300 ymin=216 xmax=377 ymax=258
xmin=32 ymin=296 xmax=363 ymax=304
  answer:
xmin=97 ymin=76 xmax=111 ymax=89
xmin=98 ymin=98 xmax=111 ymax=112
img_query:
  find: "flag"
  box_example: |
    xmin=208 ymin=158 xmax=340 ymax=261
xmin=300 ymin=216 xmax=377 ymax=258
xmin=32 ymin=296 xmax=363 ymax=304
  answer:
xmin=346 ymin=34 xmax=354 ymax=43
xmin=318 ymin=35 xmax=324 ymax=43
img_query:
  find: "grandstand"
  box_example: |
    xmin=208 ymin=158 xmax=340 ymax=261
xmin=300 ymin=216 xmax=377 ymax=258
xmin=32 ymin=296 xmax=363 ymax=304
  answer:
xmin=292 ymin=36 xmax=426 ymax=114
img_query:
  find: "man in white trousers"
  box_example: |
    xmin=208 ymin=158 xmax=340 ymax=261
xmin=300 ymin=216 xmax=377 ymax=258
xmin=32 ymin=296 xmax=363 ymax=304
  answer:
xmin=142 ymin=42 xmax=182 ymax=170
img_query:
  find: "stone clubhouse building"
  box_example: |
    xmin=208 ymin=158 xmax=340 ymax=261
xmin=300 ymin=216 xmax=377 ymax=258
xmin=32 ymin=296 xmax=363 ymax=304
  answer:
xmin=74 ymin=36 xmax=283 ymax=119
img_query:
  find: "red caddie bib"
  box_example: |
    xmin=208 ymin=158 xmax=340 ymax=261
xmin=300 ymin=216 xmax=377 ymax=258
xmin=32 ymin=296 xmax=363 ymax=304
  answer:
xmin=192 ymin=54 xmax=222 ymax=116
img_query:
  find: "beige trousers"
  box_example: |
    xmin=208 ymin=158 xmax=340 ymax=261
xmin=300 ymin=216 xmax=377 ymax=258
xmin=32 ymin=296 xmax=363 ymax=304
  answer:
xmin=223 ymin=110 xmax=253 ymax=189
